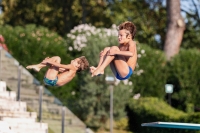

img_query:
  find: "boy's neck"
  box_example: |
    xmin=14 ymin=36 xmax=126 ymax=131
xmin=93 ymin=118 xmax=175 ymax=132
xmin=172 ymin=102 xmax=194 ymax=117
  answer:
xmin=121 ymin=40 xmax=131 ymax=45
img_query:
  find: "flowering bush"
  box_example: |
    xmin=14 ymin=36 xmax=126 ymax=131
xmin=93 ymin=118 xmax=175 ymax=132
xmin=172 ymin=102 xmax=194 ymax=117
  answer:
xmin=66 ymin=24 xmax=118 ymax=51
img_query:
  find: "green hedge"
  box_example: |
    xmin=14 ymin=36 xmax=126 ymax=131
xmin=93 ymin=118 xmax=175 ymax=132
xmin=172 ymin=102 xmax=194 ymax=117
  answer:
xmin=127 ymin=97 xmax=200 ymax=133
xmin=167 ymin=48 xmax=200 ymax=111
xmin=130 ymin=45 xmax=200 ymax=112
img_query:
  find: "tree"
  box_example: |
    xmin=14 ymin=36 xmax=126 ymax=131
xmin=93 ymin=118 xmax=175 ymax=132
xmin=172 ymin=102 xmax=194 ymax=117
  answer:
xmin=106 ymin=0 xmax=167 ymax=49
xmin=1 ymin=0 xmax=110 ymax=35
xmin=181 ymin=0 xmax=200 ymax=49
xmin=2 ymin=0 xmax=168 ymax=49
xmin=181 ymin=0 xmax=200 ymax=27
xmin=164 ymin=0 xmax=185 ymax=60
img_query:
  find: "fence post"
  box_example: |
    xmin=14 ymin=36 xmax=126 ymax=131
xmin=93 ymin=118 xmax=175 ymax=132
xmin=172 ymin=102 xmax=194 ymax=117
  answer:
xmin=62 ymin=106 xmax=66 ymax=133
xmin=110 ymin=85 xmax=113 ymax=133
xmin=0 ymin=47 xmax=2 ymax=80
xmin=17 ymin=65 xmax=21 ymax=101
xmin=39 ymin=86 xmax=43 ymax=122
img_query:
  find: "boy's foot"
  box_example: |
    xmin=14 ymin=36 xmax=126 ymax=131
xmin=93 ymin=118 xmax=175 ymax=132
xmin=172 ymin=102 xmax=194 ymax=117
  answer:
xmin=90 ymin=66 xmax=97 ymax=74
xmin=92 ymin=69 xmax=104 ymax=77
xmin=26 ymin=65 xmax=42 ymax=72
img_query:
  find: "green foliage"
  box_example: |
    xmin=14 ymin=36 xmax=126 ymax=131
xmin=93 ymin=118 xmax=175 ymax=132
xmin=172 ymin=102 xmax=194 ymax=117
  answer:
xmin=130 ymin=43 xmax=168 ymax=98
xmin=1 ymin=0 xmax=110 ymax=35
xmin=107 ymin=0 xmax=167 ymax=49
xmin=182 ymin=23 xmax=200 ymax=49
xmin=2 ymin=0 xmax=73 ymax=35
xmin=127 ymin=97 xmax=200 ymax=133
xmin=180 ymin=113 xmax=200 ymax=124
xmin=2 ymin=0 xmax=200 ymax=52
xmin=127 ymin=97 xmax=191 ymax=133
xmin=181 ymin=4 xmax=200 ymax=49
xmin=0 ymin=24 xmax=68 ymax=79
xmin=167 ymin=49 xmax=200 ymax=111
xmin=114 ymin=117 xmax=129 ymax=130
xmin=2 ymin=0 xmax=168 ymax=49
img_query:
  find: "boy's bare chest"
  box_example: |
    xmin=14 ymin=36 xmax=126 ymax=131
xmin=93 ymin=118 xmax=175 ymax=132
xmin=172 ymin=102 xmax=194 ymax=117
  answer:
xmin=119 ymin=45 xmax=129 ymax=51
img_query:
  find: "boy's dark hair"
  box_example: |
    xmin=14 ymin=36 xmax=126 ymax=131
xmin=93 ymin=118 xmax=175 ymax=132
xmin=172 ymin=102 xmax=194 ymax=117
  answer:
xmin=118 ymin=21 xmax=137 ymax=39
xmin=77 ymin=56 xmax=89 ymax=72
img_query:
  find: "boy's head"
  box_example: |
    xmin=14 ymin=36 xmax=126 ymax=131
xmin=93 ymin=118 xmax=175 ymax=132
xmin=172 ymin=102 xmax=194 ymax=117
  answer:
xmin=118 ymin=21 xmax=137 ymax=40
xmin=77 ymin=56 xmax=89 ymax=72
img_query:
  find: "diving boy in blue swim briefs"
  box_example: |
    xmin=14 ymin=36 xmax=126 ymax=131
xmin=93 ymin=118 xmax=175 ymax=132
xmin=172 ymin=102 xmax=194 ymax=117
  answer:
xmin=26 ymin=56 xmax=89 ymax=86
xmin=90 ymin=21 xmax=137 ymax=80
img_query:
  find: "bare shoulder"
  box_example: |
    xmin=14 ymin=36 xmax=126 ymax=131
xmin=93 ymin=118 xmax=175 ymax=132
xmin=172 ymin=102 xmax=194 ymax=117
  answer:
xmin=129 ymin=41 xmax=137 ymax=48
xmin=130 ymin=40 xmax=136 ymax=45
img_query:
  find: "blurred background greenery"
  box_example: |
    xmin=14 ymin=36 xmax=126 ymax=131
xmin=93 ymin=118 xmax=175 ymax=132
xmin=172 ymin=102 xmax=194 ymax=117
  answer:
xmin=0 ymin=0 xmax=200 ymax=133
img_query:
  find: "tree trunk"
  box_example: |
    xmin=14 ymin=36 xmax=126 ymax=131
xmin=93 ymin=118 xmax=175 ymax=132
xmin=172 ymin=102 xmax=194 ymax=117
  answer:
xmin=164 ymin=0 xmax=185 ymax=60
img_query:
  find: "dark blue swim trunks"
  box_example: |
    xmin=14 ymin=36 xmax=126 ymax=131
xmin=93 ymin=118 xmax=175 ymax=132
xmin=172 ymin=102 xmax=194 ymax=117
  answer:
xmin=116 ymin=67 xmax=133 ymax=80
xmin=43 ymin=77 xmax=58 ymax=86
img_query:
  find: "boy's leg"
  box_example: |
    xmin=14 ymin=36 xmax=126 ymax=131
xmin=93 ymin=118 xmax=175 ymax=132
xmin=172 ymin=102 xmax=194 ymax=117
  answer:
xmin=92 ymin=46 xmax=129 ymax=78
xmin=110 ymin=55 xmax=130 ymax=78
xmin=90 ymin=47 xmax=110 ymax=73
xmin=44 ymin=56 xmax=61 ymax=80
xmin=109 ymin=61 xmax=117 ymax=76
xmin=26 ymin=57 xmax=50 ymax=72
xmin=97 ymin=47 xmax=111 ymax=68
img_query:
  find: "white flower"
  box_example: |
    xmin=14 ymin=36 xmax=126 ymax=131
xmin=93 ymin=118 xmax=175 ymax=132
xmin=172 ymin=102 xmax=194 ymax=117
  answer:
xmin=111 ymin=24 xmax=117 ymax=29
xmin=68 ymin=24 xmax=119 ymax=51
xmin=71 ymin=91 xmax=76 ymax=95
xmin=139 ymin=69 xmax=144 ymax=73
xmin=128 ymin=81 xmax=133 ymax=86
xmin=68 ymin=46 xmax=73 ymax=51
xmin=133 ymin=93 xmax=140 ymax=99
xmin=123 ymin=79 xmax=128 ymax=85
xmin=86 ymin=32 xmax=91 ymax=36
xmin=136 ymin=72 xmax=141 ymax=76
xmin=141 ymin=49 xmax=145 ymax=54
xmin=136 ymin=63 xmax=139 ymax=68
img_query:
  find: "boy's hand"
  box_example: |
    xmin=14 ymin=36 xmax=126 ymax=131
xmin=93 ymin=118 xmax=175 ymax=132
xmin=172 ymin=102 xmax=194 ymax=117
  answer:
xmin=41 ymin=57 xmax=50 ymax=64
xmin=42 ymin=59 xmax=49 ymax=64
xmin=100 ymin=50 xmax=104 ymax=57
xmin=107 ymin=49 xmax=116 ymax=56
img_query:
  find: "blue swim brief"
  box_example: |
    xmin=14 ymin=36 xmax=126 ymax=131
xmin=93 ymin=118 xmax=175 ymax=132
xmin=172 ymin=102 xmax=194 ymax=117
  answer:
xmin=116 ymin=67 xmax=133 ymax=80
xmin=43 ymin=77 xmax=58 ymax=86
